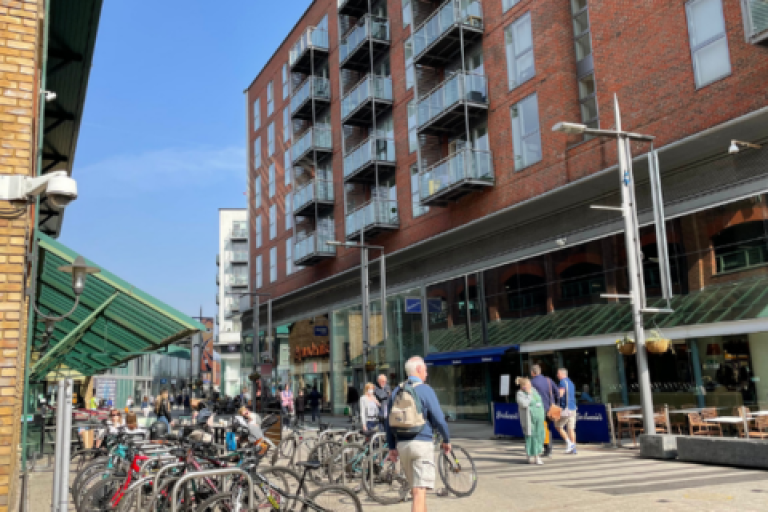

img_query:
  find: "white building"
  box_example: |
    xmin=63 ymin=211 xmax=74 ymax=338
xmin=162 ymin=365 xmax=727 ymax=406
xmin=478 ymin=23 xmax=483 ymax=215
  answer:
xmin=217 ymin=208 xmax=248 ymax=397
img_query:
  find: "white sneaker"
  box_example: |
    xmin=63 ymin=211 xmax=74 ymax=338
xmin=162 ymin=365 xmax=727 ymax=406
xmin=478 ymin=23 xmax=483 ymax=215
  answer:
xmin=535 ymin=456 xmax=543 ymax=465
xmin=565 ymin=444 xmax=574 ymax=454
xmin=528 ymin=456 xmax=535 ymax=464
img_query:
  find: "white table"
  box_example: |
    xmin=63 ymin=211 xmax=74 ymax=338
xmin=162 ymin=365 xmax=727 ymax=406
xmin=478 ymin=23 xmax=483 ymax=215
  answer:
xmin=749 ymin=411 xmax=768 ymax=417
xmin=611 ymin=406 xmax=642 ymax=412
xmin=703 ymin=416 xmax=744 ymax=424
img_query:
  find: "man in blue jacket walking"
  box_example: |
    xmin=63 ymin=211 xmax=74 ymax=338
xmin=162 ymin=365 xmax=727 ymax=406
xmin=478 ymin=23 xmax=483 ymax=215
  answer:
xmin=530 ymin=364 xmax=559 ymax=458
xmin=387 ymin=356 xmax=451 ymax=512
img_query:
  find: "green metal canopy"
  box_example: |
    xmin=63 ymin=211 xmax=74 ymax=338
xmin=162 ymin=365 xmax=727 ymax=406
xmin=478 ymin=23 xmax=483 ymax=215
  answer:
xmin=29 ymin=232 xmax=207 ymax=380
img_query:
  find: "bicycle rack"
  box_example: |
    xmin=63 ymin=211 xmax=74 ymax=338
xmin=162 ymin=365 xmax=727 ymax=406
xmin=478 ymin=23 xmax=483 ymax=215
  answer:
xmin=148 ymin=462 xmax=185 ymax=512
xmin=120 ymin=455 xmax=179 ymax=512
xmin=369 ymin=432 xmax=386 ymax=452
xmin=170 ymin=467 xmax=254 ymax=512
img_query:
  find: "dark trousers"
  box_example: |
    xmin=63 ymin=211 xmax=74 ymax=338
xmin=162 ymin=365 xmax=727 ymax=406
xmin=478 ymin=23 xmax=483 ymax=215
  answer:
xmin=296 ymin=410 xmax=305 ymax=423
xmin=311 ymin=405 xmax=320 ymax=422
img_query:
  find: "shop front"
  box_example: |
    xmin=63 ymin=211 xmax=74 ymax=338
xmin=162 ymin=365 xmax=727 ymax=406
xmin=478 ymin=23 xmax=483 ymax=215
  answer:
xmin=276 ymin=317 xmax=332 ymax=411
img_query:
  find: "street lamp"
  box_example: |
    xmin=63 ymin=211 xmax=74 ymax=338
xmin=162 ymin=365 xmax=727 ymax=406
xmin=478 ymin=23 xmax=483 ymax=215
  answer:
xmin=327 ymin=240 xmax=387 ymax=380
xmin=32 ymin=255 xmax=100 ymax=322
xmin=552 ymin=95 xmax=672 ymax=436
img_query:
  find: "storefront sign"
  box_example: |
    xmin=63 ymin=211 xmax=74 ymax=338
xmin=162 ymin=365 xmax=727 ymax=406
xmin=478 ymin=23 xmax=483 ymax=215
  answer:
xmin=427 ymin=299 xmax=442 ymax=313
xmin=295 ymin=342 xmax=330 ymax=363
xmin=314 ymin=326 xmax=329 ymax=337
xmin=405 ymin=298 xmax=422 ymax=313
xmin=493 ymin=402 xmax=611 ymax=443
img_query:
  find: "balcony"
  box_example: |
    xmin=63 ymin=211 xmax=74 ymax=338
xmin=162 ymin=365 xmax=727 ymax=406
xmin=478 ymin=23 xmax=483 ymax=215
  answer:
xmin=413 ymin=0 xmax=483 ymax=67
xmin=294 ymin=231 xmax=337 ymax=266
xmin=289 ymin=26 xmax=329 ymax=74
xmin=291 ymin=125 xmax=333 ymax=164
xmin=229 ymin=275 xmax=249 ymax=288
xmin=339 ymin=15 xmax=391 ymax=72
xmin=291 ymin=76 xmax=331 ymax=120
xmin=417 ymin=72 xmax=488 ymax=136
xmin=343 ymin=137 xmax=396 ymax=183
xmin=337 ymin=0 xmax=368 ymax=17
xmin=231 ymin=225 xmax=248 ymax=240
xmin=216 ymin=272 xmax=220 ymax=285
xmin=345 ymin=199 xmax=399 ymax=241
xmin=745 ymin=0 xmax=768 ymax=44
xmin=216 ymin=294 xmax=220 ymax=305
xmin=216 ymin=253 xmax=220 ymax=266
xmin=341 ymin=75 xmax=393 ymax=126
xmin=419 ymin=149 xmax=494 ymax=206
xmin=293 ymin=179 xmax=335 ymax=216
xmin=230 ymin=251 xmax=249 ymax=264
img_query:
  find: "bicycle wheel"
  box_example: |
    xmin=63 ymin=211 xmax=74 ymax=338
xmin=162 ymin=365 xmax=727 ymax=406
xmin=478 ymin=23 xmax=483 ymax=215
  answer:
xmin=196 ymin=489 xmax=250 ymax=511
xmin=326 ymin=443 xmax=365 ymax=492
xmin=259 ymin=466 xmax=307 ymax=511
xmin=303 ymin=485 xmax=363 ymax=512
xmin=306 ymin=440 xmax=339 ymax=485
xmin=294 ymin=437 xmax=317 ymax=467
xmin=71 ymin=457 xmax=108 ymax=498
xmin=271 ymin=437 xmax=294 ymax=465
xmin=361 ymin=446 xmax=408 ymax=505
xmin=74 ymin=463 xmax=117 ymax=511
xmin=438 ymin=446 xmax=478 ymax=497
xmin=70 ymin=449 xmax=101 ymax=473
xmin=79 ymin=476 xmax=124 ymax=512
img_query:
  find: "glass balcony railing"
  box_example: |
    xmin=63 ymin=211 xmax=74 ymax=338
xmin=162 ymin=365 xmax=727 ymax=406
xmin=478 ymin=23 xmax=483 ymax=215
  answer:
xmin=294 ymin=231 xmax=337 ymax=262
xmin=339 ymin=15 xmax=390 ymax=63
xmin=290 ymin=77 xmax=331 ymax=114
xmin=294 ymin=179 xmax=335 ymax=212
xmin=419 ymin=149 xmax=494 ymax=201
xmin=417 ymin=72 xmax=488 ymax=129
xmin=289 ymin=27 xmax=329 ymax=66
xmin=228 ymin=275 xmax=249 ymax=287
xmin=747 ymin=0 xmax=768 ymax=41
xmin=345 ymin=199 xmax=399 ymax=237
xmin=343 ymin=138 xmax=396 ymax=179
xmin=291 ymin=125 xmax=332 ymax=162
xmin=413 ymin=0 xmax=483 ymax=58
xmin=230 ymin=251 xmax=249 ymax=263
xmin=231 ymin=228 xmax=248 ymax=239
xmin=341 ymin=75 xmax=393 ymax=120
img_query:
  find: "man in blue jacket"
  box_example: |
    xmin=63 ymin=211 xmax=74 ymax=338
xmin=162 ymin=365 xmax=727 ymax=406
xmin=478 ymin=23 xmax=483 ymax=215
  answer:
xmin=530 ymin=364 xmax=559 ymax=458
xmin=387 ymin=356 xmax=451 ymax=512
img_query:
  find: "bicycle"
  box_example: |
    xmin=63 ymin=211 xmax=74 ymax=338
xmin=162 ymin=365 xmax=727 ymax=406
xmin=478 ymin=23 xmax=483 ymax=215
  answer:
xmin=433 ymin=431 xmax=478 ymax=497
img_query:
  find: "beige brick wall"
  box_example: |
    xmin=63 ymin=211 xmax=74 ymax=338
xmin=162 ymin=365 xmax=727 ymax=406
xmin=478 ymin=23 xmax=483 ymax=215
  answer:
xmin=0 ymin=1 xmax=42 ymax=510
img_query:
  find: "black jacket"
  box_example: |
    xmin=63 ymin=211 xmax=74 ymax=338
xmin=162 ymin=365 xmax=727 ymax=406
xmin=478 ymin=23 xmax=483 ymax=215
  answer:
xmin=374 ymin=384 xmax=391 ymax=404
xmin=308 ymin=390 xmax=321 ymax=407
xmin=155 ymin=398 xmax=172 ymax=422
xmin=347 ymin=386 xmax=359 ymax=404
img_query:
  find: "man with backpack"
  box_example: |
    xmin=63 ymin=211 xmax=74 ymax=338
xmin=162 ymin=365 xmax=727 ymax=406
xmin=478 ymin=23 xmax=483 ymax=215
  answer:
xmin=386 ymin=356 xmax=451 ymax=512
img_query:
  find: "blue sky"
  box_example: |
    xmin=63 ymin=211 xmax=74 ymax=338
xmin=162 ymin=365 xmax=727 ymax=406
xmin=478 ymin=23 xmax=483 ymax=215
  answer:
xmin=60 ymin=0 xmax=311 ymax=323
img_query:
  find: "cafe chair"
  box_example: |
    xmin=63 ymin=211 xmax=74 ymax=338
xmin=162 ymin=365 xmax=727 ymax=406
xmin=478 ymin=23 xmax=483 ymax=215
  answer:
xmin=700 ymin=408 xmax=724 ymax=436
xmin=743 ymin=416 xmax=768 ymax=439
xmin=733 ymin=407 xmax=755 ymax=437
xmin=688 ymin=412 xmax=721 ymax=436
xmin=617 ymin=410 xmax=642 ymax=444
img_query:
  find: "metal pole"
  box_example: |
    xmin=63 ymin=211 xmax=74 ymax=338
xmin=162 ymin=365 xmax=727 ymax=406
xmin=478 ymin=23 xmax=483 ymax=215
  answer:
xmin=614 ymin=95 xmax=654 ymax=435
xmin=380 ymin=253 xmax=387 ymax=358
xmin=50 ymin=380 xmax=64 ymax=512
xmin=58 ymin=379 xmax=73 ymax=512
xmin=253 ymin=295 xmax=260 ymax=410
xmin=361 ymin=248 xmax=370 ymax=381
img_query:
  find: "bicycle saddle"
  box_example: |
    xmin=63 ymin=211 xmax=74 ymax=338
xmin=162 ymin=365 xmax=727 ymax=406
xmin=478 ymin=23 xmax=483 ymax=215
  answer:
xmin=296 ymin=460 xmax=322 ymax=470
xmin=361 ymin=429 xmax=378 ymax=438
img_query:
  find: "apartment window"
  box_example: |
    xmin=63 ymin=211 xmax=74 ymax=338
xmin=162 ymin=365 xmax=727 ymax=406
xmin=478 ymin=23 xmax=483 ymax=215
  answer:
xmin=686 ymin=0 xmax=731 ymax=87
xmin=284 ymin=150 xmax=292 ymax=186
xmin=269 ymin=204 xmax=276 ymax=239
xmin=578 ymin=73 xmax=598 ymax=129
xmin=256 ymin=255 xmax=263 ymax=289
xmin=267 ymin=81 xmax=274 ymax=116
xmin=286 ymin=193 xmax=293 ymax=230
xmin=268 ymin=163 xmax=275 ymax=198
xmin=503 ymin=0 xmax=520 ymax=11
xmin=270 ymin=247 xmax=277 ymax=283
xmin=254 ymin=176 xmax=262 ymax=208
xmin=505 ymin=13 xmax=535 ymax=89
xmin=572 ymin=0 xmax=592 ymax=62
xmin=268 ymin=122 xmax=275 ymax=155
xmin=283 ymin=108 xmax=291 ymax=143
xmin=411 ymin=165 xmax=428 ymax=217
xmin=405 ymin=38 xmax=414 ymax=90
xmin=408 ymin=101 xmax=417 ymax=153
xmin=253 ymin=98 xmax=261 ymax=131
xmin=255 ymin=215 xmax=262 ymax=248
xmin=253 ymin=137 xmax=261 ymax=169
xmin=282 ymin=64 xmax=290 ymax=99
xmin=403 ymin=0 xmax=412 ymax=27
xmin=510 ymin=94 xmax=542 ymax=171
xmin=286 ymin=237 xmax=293 ymax=275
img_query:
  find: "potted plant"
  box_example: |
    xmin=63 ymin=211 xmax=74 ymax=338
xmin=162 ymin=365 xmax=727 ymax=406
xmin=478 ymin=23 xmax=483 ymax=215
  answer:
xmin=248 ymin=372 xmax=261 ymax=382
xmin=616 ymin=334 xmax=637 ymax=356
xmin=364 ymin=360 xmax=376 ymax=372
xmin=645 ymin=329 xmax=671 ymax=354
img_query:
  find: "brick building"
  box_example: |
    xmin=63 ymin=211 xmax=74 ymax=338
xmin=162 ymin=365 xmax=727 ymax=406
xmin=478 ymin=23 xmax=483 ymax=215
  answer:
xmin=244 ymin=0 xmax=768 ymax=420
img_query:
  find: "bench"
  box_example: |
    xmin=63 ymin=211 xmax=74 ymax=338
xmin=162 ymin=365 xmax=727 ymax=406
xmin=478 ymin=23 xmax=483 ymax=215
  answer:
xmin=677 ymin=436 xmax=768 ymax=469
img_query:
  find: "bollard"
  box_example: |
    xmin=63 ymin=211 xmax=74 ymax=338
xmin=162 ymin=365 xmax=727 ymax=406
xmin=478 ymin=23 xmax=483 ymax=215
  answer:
xmin=664 ymin=404 xmax=671 ymax=435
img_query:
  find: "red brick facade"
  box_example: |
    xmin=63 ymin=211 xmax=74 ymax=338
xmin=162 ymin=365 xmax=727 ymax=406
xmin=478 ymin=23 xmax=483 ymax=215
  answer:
xmin=245 ymin=0 xmax=768 ymax=302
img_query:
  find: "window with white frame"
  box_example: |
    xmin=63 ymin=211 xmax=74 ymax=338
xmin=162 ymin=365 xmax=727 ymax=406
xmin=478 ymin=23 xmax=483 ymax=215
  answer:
xmin=267 ymin=81 xmax=274 ymax=116
xmin=268 ymin=163 xmax=275 ymax=198
xmin=270 ymin=247 xmax=277 ymax=283
xmin=510 ymin=93 xmax=542 ymax=171
xmin=283 ymin=108 xmax=291 ymax=142
xmin=286 ymin=193 xmax=292 ymax=230
xmin=284 ymin=150 xmax=291 ymax=186
xmin=253 ymin=98 xmax=261 ymax=131
xmin=405 ymin=38 xmax=414 ymax=90
xmin=269 ymin=205 xmax=276 ymax=239
xmin=282 ymin=64 xmax=290 ymax=99
xmin=255 ymin=215 xmax=262 ymax=248
xmin=578 ymin=73 xmax=598 ymax=129
xmin=268 ymin=122 xmax=275 ymax=155
xmin=254 ymin=176 xmax=261 ymax=208
xmin=403 ymin=0 xmax=412 ymax=27
xmin=505 ymin=13 xmax=535 ymax=89
xmin=411 ymin=165 xmax=428 ymax=217
xmin=286 ymin=237 xmax=293 ymax=275
xmin=408 ymin=101 xmax=417 ymax=153
xmin=572 ymin=0 xmax=592 ymax=63
xmin=503 ymin=0 xmax=520 ymax=12
xmin=253 ymin=137 xmax=261 ymax=169
xmin=256 ymin=255 xmax=263 ymax=289
xmin=686 ymin=0 xmax=731 ymax=87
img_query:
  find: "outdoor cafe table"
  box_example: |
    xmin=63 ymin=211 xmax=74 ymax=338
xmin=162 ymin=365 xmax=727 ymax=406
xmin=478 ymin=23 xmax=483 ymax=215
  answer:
xmin=607 ymin=405 xmax=642 ymax=447
xmin=704 ymin=416 xmax=750 ymax=436
xmin=749 ymin=411 xmax=768 ymax=416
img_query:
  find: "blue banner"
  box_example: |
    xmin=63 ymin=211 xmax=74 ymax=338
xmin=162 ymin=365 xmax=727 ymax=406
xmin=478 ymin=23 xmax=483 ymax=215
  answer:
xmin=314 ymin=326 xmax=329 ymax=336
xmin=405 ymin=298 xmax=422 ymax=313
xmin=493 ymin=402 xmax=611 ymax=444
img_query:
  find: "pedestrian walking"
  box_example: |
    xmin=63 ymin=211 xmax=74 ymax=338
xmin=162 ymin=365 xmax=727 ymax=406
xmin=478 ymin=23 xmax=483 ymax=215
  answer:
xmin=295 ymin=389 xmax=306 ymax=424
xmin=308 ymin=385 xmax=321 ymax=423
xmin=155 ymin=389 xmax=173 ymax=429
xmin=530 ymin=364 xmax=559 ymax=458
xmin=360 ymin=383 xmax=381 ymax=430
xmin=386 ymin=356 xmax=451 ymax=512
xmin=141 ymin=396 xmax=150 ymax=418
xmin=374 ymin=374 xmax=391 ymax=418
xmin=346 ymin=381 xmax=360 ymax=421
xmin=516 ymin=377 xmax=546 ymax=465
xmin=556 ymin=368 xmax=578 ymax=454
xmin=280 ymin=385 xmax=294 ymax=425
xmin=126 ymin=396 xmax=134 ymax=410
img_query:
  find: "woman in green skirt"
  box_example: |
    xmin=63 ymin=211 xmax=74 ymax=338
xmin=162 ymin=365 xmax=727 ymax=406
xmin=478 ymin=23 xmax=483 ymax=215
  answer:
xmin=516 ymin=377 xmax=546 ymax=465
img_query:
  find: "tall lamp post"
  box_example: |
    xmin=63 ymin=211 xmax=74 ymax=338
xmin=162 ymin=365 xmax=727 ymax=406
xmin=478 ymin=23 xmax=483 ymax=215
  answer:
xmin=229 ymin=291 xmax=271 ymax=410
xmin=327 ymin=241 xmax=387 ymax=382
xmin=552 ymin=95 xmax=673 ymax=436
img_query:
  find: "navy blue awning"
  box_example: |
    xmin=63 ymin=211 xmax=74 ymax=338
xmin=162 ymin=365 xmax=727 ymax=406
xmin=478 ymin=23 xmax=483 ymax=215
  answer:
xmin=424 ymin=345 xmax=519 ymax=366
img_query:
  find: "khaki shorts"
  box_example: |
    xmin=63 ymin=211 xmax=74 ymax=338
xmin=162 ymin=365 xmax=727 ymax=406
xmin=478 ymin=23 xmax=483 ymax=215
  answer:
xmin=556 ymin=413 xmax=577 ymax=430
xmin=398 ymin=440 xmax=435 ymax=489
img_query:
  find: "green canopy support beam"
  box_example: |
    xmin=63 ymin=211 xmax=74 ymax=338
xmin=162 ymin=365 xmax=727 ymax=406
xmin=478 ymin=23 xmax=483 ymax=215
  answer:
xmin=30 ymin=292 xmax=118 ymax=378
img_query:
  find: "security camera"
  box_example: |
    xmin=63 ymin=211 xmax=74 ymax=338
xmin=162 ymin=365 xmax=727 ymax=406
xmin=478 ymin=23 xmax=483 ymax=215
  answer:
xmin=0 ymin=170 xmax=78 ymax=210
xmin=43 ymin=90 xmax=57 ymax=102
xmin=556 ymin=237 xmax=567 ymax=247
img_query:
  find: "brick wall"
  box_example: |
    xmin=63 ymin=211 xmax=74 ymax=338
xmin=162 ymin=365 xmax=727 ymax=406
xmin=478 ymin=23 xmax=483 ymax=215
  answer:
xmin=246 ymin=0 xmax=768 ymax=305
xmin=0 ymin=0 xmax=41 ymax=509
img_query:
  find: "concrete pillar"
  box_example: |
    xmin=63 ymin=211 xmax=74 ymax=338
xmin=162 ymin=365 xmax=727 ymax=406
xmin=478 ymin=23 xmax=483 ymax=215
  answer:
xmin=748 ymin=332 xmax=768 ymax=409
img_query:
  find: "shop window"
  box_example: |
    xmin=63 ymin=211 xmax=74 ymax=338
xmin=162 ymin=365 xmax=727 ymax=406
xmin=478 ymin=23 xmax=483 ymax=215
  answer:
xmin=560 ymin=262 xmax=605 ymax=300
xmin=506 ymin=274 xmax=546 ymax=312
xmin=713 ymin=221 xmax=768 ymax=273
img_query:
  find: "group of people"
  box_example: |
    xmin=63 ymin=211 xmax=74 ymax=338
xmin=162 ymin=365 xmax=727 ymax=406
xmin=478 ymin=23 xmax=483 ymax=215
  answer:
xmin=516 ymin=365 xmax=579 ymax=465
xmin=258 ymin=384 xmax=322 ymax=424
xmin=346 ymin=374 xmax=392 ymax=430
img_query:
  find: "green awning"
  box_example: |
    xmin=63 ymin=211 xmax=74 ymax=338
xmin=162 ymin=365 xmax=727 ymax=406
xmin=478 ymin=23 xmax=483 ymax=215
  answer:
xmin=30 ymin=232 xmax=207 ymax=380
xmin=428 ymin=276 xmax=768 ymax=353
